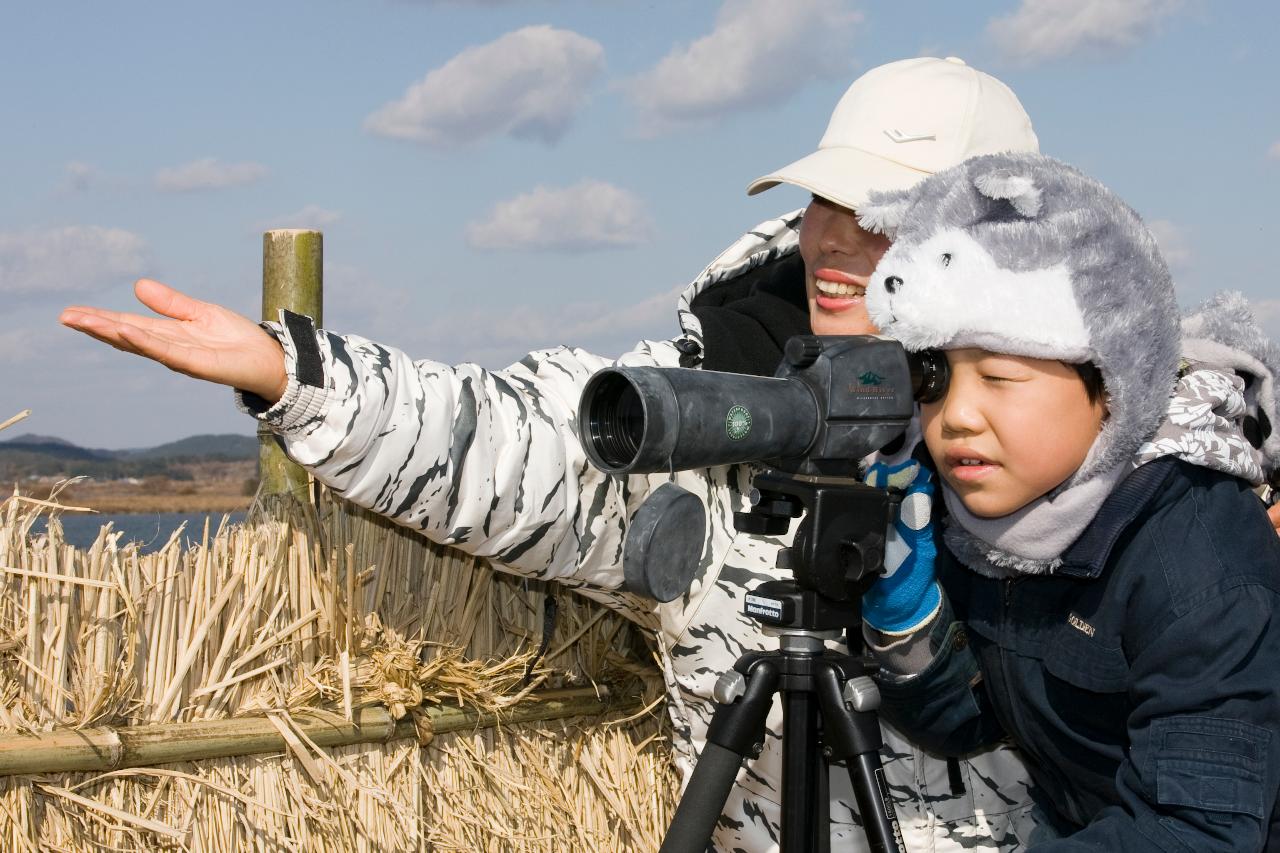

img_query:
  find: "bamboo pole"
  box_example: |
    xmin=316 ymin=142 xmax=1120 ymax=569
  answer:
xmin=0 ymin=687 xmax=631 ymax=777
xmin=259 ymin=229 xmax=322 ymax=500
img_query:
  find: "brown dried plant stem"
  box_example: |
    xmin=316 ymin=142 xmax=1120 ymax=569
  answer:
xmin=0 ymin=687 xmax=631 ymax=777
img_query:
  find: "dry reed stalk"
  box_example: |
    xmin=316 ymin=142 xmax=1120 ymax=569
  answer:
xmin=0 ymin=485 xmax=676 ymax=851
xmin=0 ymin=410 xmax=30 ymax=434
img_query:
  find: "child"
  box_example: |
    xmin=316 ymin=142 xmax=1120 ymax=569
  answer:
xmin=855 ymin=152 xmax=1280 ymax=850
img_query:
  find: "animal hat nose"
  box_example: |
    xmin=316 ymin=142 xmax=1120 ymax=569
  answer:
xmin=884 ymin=275 xmax=903 ymax=293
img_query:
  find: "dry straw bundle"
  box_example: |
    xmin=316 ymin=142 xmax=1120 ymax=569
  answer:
xmin=0 ymin=478 xmax=678 ymax=851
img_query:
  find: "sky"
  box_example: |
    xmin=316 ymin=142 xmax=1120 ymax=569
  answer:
xmin=2 ymin=0 xmax=1278 ymax=449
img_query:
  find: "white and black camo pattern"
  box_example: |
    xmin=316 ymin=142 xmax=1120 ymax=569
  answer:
xmin=1135 ymin=368 xmax=1265 ymax=484
xmin=237 ymin=211 xmax=1044 ymax=851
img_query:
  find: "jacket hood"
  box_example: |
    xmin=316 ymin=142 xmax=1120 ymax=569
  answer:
xmin=674 ymin=209 xmax=806 ymax=359
xmin=1169 ymin=291 xmax=1280 ymax=482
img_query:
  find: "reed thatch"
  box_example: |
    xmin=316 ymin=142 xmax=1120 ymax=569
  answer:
xmin=0 ymin=473 xmax=678 ymax=851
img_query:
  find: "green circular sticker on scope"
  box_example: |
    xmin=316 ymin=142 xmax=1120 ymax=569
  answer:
xmin=726 ymin=405 xmax=752 ymax=441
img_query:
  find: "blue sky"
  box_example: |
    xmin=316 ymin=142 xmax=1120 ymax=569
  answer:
xmin=3 ymin=0 xmax=1278 ymax=448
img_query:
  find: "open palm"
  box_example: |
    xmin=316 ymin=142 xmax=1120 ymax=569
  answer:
xmin=60 ymin=279 xmax=289 ymax=403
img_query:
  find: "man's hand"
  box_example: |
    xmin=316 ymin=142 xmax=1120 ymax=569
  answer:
xmin=60 ymin=279 xmax=289 ymax=404
xmin=1270 ymin=502 xmax=1280 ymax=538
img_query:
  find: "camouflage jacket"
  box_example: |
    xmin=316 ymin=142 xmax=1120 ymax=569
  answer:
xmin=237 ymin=210 xmax=1043 ymax=851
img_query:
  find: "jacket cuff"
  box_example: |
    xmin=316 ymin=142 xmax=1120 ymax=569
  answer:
xmin=866 ymin=593 xmax=954 ymax=677
xmin=876 ymin=615 xmax=978 ymax=691
xmin=233 ymin=310 xmax=330 ymax=436
xmin=864 ymin=608 xmax=945 ymax=675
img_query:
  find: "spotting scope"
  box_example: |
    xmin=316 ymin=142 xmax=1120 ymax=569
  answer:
xmin=579 ymin=335 xmax=947 ymax=480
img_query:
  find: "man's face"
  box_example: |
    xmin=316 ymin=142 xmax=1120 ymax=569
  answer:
xmin=798 ymin=195 xmax=893 ymax=336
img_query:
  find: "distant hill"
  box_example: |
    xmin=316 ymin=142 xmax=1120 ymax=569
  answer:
xmin=4 ymin=433 xmax=79 ymax=448
xmin=0 ymin=432 xmax=258 ymax=480
xmin=125 ymin=434 xmax=259 ymax=461
xmin=1 ymin=435 xmax=111 ymax=462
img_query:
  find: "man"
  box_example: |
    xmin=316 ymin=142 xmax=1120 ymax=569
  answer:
xmin=61 ymin=58 xmax=1078 ymax=850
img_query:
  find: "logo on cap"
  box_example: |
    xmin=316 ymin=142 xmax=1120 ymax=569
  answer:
xmin=884 ymin=129 xmax=937 ymax=144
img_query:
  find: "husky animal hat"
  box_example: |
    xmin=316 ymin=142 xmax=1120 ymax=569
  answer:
xmin=862 ymin=152 xmax=1181 ymax=488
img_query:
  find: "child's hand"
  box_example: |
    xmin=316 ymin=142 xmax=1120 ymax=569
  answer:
xmin=861 ymin=455 xmax=942 ymax=635
xmin=1269 ymin=502 xmax=1280 ymax=538
xmin=60 ymin=279 xmax=289 ymax=403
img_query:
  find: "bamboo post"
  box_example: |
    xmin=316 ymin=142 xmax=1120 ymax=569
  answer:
xmin=259 ymin=229 xmax=322 ymax=500
xmin=0 ymin=687 xmax=629 ymax=777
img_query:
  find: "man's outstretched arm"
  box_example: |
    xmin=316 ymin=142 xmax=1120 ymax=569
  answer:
xmin=60 ymin=278 xmax=669 ymax=597
xmin=61 ymin=278 xmax=288 ymax=402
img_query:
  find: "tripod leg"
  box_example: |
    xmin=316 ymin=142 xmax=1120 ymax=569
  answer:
xmin=814 ymin=663 xmax=905 ymax=853
xmin=814 ymin=711 xmax=832 ymax=853
xmin=782 ymin=689 xmax=824 ymax=852
xmin=659 ymin=659 xmax=780 ymax=853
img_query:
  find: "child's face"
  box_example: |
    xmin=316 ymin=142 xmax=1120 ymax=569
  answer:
xmin=922 ymin=349 xmax=1107 ymax=518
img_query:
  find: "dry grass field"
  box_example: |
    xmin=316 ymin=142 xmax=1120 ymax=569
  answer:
xmin=0 ymin=484 xmax=677 ymax=851
xmin=25 ymin=460 xmax=257 ymax=513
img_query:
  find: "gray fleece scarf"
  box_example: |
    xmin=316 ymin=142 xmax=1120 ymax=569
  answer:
xmin=944 ymin=366 xmax=1269 ymax=578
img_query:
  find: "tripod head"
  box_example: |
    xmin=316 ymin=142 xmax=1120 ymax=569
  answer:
xmin=737 ymin=468 xmax=898 ymax=632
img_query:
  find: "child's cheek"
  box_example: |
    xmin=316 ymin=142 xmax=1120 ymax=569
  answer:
xmin=920 ymin=403 xmax=945 ymax=459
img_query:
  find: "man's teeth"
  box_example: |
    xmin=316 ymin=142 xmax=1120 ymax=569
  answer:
xmin=816 ymin=281 xmax=864 ymax=297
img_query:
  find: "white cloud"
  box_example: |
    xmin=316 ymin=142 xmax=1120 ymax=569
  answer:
xmin=0 ymin=226 xmax=148 ymax=296
xmin=466 ymin=180 xmax=652 ymax=252
xmin=624 ymin=0 xmax=861 ymax=131
xmin=258 ymin=205 xmax=342 ymax=232
xmin=154 ymin=158 xmax=269 ymax=192
xmin=988 ymin=0 xmax=1183 ymax=65
xmin=1253 ymin=299 xmax=1280 ymax=339
xmin=0 ymin=328 xmax=42 ymax=363
xmin=364 ymin=25 xmax=604 ymax=146
xmin=296 ymin=262 xmax=675 ymax=368
xmin=61 ymin=161 xmax=97 ymax=193
xmin=407 ymin=285 xmax=679 ymax=367
xmin=322 ymin=263 xmax=412 ymax=341
xmin=1147 ymin=219 xmax=1191 ymax=270
xmin=1268 ymin=141 xmax=1280 ymax=160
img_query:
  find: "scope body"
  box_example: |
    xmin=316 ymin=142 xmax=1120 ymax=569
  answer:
xmin=580 ymin=336 xmax=943 ymax=479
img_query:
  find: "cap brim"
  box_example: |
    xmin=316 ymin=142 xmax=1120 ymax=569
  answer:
xmin=747 ymin=146 xmax=931 ymax=211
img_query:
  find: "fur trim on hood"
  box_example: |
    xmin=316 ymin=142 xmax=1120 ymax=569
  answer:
xmin=1166 ymin=291 xmax=1280 ymax=481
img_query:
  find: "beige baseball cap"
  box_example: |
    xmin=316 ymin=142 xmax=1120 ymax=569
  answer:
xmin=748 ymin=56 xmax=1039 ymax=211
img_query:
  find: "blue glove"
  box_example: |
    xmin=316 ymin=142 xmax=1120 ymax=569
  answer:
xmin=861 ymin=454 xmax=942 ymax=635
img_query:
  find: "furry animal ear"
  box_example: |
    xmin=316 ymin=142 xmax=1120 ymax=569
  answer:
xmin=857 ymin=189 xmax=912 ymax=237
xmin=973 ymin=169 xmax=1043 ymax=217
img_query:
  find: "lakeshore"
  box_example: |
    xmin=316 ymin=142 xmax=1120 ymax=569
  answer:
xmin=30 ymin=510 xmax=248 ymax=553
xmin=23 ymin=459 xmax=256 ymax=514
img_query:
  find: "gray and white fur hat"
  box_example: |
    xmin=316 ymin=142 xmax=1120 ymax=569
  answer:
xmin=860 ymin=152 xmax=1181 ymax=486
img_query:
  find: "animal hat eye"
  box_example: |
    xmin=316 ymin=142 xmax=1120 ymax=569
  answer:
xmin=940 ymin=253 xmax=952 ymax=267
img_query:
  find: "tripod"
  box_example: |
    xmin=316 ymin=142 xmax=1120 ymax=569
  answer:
xmin=659 ymin=473 xmax=906 ymax=853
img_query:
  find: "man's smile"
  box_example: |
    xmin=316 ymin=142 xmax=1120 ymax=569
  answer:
xmin=812 ymin=267 xmax=868 ymax=312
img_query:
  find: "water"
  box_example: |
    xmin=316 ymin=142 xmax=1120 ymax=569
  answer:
xmin=29 ymin=511 xmax=248 ymax=554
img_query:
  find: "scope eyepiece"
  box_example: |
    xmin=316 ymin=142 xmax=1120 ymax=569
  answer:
xmin=909 ymin=349 xmax=948 ymax=404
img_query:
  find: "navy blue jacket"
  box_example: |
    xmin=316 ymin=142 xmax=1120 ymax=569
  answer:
xmin=877 ymin=457 xmax=1280 ymax=851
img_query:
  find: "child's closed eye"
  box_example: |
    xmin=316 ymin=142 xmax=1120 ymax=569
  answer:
xmin=976 ymin=355 xmax=1032 ymax=383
